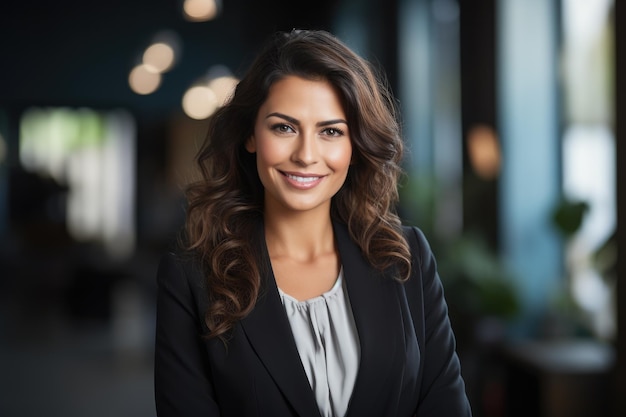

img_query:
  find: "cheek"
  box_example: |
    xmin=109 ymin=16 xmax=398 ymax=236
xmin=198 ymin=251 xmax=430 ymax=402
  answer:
xmin=326 ymin=143 xmax=353 ymax=171
xmin=255 ymin=139 xmax=284 ymax=167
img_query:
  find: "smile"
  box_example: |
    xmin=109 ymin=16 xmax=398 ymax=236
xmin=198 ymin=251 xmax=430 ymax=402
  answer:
xmin=284 ymin=173 xmax=322 ymax=183
xmin=281 ymin=171 xmax=325 ymax=189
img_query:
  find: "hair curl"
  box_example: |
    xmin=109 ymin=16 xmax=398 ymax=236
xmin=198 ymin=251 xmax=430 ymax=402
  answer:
xmin=184 ymin=29 xmax=411 ymax=340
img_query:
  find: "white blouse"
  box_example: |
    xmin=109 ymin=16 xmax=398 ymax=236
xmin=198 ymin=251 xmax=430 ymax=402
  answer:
xmin=278 ymin=268 xmax=360 ymax=417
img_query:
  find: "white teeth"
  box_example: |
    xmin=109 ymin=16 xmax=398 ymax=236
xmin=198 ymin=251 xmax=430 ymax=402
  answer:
xmin=285 ymin=173 xmax=320 ymax=183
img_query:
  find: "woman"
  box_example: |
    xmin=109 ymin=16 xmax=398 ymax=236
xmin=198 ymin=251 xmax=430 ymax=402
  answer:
xmin=154 ymin=29 xmax=472 ymax=417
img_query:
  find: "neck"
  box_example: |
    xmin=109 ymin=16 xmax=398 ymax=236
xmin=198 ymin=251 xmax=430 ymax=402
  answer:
xmin=263 ymin=209 xmax=335 ymax=262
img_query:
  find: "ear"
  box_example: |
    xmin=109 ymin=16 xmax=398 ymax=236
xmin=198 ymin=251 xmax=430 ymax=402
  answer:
xmin=245 ymin=135 xmax=256 ymax=153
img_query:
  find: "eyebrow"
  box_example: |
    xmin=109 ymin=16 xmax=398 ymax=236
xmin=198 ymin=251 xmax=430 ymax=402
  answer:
xmin=266 ymin=112 xmax=348 ymax=127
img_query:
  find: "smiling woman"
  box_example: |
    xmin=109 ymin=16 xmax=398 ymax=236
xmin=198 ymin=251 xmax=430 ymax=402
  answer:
xmin=154 ymin=29 xmax=472 ymax=417
xmin=246 ymin=76 xmax=352 ymax=217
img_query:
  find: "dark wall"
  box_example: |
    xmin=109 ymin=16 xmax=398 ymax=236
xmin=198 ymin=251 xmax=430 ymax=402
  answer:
xmin=459 ymin=0 xmax=499 ymax=248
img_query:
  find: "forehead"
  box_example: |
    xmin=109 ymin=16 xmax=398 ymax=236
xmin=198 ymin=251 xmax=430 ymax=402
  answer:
xmin=260 ymin=76 xmax=346 ymax=117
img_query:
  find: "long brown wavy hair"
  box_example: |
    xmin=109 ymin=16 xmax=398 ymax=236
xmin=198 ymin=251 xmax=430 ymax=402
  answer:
xmin=184 ymin=29 xmax=412 ymax=340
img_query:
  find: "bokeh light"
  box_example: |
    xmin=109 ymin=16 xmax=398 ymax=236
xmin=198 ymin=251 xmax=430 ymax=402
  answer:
xmin=183 ymin=0 xmax=219 ymax=22
xmin=181 ymin=65 xmax=239 ymax=119
xmin=208 ymin=75 xmax=238 ymax=106
xmin=128 ymin=64 xmax=162 ymax=95
xmin=467 ymin=124 xmax=501 ymax=180
xmin=143 ymin=42 xmax=176 ymax=73
xmin=182 ymin=85 xmax=218 ymax=120
xmin=129 ymin=30 xmax=180 ymax=95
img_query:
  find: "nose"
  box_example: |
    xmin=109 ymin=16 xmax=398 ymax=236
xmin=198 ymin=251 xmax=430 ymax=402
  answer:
xmin=291 ymin=132 xmax=318 ymax=166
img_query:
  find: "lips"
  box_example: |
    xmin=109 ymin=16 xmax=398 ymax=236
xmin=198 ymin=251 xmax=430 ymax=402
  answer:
xmin=281 ymin=171 xmax=324 ymax=188
xmin=284 ymin=173 xmax=321 ymax=182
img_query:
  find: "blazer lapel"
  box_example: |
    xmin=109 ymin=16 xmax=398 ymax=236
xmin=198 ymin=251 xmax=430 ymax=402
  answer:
xmin=333 ymin=222 xmax=406 ymax=417
xmin=239 ymin=222 xmax=321 ymax=417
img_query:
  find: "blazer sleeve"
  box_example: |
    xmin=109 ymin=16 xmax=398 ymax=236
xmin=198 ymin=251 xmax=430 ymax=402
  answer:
xmin=407 ymin=227 xmax=472 ymax=417
xmin=154 ymin=252 xmax=220 ymax=416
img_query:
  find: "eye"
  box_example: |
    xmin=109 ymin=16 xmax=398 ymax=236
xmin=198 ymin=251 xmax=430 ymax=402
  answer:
xmin=323 ymin=127 xmax=345 ymax=137
xmin=271 ymin=123 xmax=295 ymax=134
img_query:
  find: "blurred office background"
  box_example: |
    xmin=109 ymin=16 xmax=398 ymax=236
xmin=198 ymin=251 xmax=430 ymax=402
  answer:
xmin=0 ymin=0 xmax=624 ymax=416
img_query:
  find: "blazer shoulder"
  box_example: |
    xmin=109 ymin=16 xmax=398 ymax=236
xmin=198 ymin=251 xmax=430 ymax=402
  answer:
xmin=158 ymin=247 xmax=199 ymax=273
xmin=401 ymin=225 xmax=436 ymax=268
xmin=157 ymin=249 xmax=208 ymax=297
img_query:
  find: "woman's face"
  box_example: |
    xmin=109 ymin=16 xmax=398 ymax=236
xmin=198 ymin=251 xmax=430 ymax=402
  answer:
xmin=246 ymin=75 xmax=352 ymax=216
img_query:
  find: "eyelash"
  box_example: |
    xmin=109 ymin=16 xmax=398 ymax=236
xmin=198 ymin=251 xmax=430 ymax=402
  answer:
xmin=271 ymin=123 xmax=294 ymax=133
xmin=270 ymin=123 xmax=345 ymax=137
xmin=324 ymin=127 xmax=344 ymax=136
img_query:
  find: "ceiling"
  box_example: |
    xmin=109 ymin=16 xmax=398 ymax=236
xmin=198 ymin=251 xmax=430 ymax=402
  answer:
xmin=0 ymin=0 xmax=337 ymax=117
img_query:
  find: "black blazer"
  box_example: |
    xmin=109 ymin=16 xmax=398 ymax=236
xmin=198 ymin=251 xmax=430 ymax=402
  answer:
xmin=154 ymin=221 xmax=472 ymax=416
